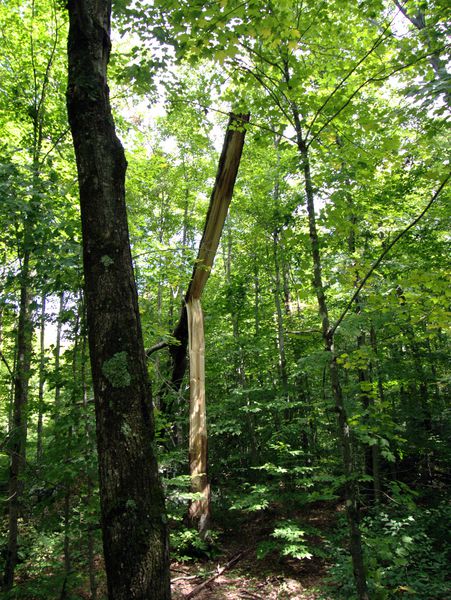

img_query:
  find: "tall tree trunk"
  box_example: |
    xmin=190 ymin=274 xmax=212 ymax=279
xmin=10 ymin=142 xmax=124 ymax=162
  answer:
xmin=61 ymin=308 xmax=81 ymax=600
xmin=344 ymin=183 xmax=381 ymax=503
xmin=282 ymin=255 xmax=293 ymax=316
xmin=80 ymin=306 xmax=98 ymax=600
xmin=61 ymin=488 xmax=72 ymax=600
xmin=357 ymin=331 xmax=381 ymax=503
xmin=225 ymin=223 xmax=245 ymax=384
xmin=370 ymin=323 xmax=388 ymax=488
xmin=226 ymin=227 xmax=258 ymax=469
xmin=253 ymin=257 xmax=260 ymax=337
xmin=288 ymin=82 xmax=369 ymax=597
xmin=299 ymin=136 xmax=368 ymax=599
xmin=4 ymin=253 xmax=33 ymax=590
xmin=37 ymin=294 xmax=46 ymax=462
xmin=66 ymin=2 xmax=170 ymax=598
xmin=3 ymin=7 xmax=59 ymax=586
xmin=273 ymin=231 xmax=288 ymax=389
xmin=7 ymin=332 xmax=18 ymax=434
xmin=54 ymin=292 xmax=64 ymax=412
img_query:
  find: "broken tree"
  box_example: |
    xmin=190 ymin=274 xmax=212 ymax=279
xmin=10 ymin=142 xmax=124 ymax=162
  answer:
xmin=149 ymin=113 xmax=249 ymax=537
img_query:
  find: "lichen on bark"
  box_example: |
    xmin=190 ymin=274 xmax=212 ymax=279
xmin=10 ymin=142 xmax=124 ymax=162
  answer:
xmin=101 ymin=255 xmax=114 ymax=268
xmin=102 ymin=352 xmax=131 ymax=388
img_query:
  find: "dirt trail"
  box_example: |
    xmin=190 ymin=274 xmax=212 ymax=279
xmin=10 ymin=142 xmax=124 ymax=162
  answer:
xmin=171 ymin=504 xmax=335 ymax=599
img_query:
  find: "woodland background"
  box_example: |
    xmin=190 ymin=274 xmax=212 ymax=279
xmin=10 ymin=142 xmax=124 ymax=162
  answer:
xmin=0 ymin=0 xmax=449 ymax=598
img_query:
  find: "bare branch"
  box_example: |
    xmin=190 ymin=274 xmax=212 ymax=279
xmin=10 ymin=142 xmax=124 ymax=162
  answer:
xmin=145 ymin=340 xmax=169 ymax=358
xmin=183 ymin=551 xmax=248 ymax=599
xmin=0 ymin=350 xmax=14 ymax=378
xmin=330 ymin=173 xmax=450 ymax=338
xmin=306 ymin=24 xmax=393 ymax=140
xmin=307 ymin=46 xmax=449 ymax=148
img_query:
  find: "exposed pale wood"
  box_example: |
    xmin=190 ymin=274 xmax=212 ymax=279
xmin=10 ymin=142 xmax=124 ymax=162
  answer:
xmin=147 ymin=114 xmax=249 ymax=401
xmin=187 ymin=114 xmax=250 ymax=301
xmin=144 ymin=114 xmax=248 ymax=536
xmin=186 ymin=299 xmax=210 ymax=534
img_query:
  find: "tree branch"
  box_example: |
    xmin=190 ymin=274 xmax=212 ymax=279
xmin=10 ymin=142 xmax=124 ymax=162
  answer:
xmin=183 ymin=551 xmax=247 ymax=599
xmin=0 ymin=350 xmax=14 ymax=378
xmin=330 ymin=172 xmax=450 ymax=338
xmin=307 ymin=46 xmax=448 ymax=148
xmin=235 ymin=61 xmax=294 ymax=126
xmin=306 ymin=24 xmax=392 ymax=140
xmin=145 ymin=340 xmax=169 ymax=357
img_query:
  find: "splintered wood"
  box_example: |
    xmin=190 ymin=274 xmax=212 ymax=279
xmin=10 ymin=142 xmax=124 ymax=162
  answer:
xmin=187 ymin=298 xmax=210 ymax=532
xmin=185 ymin=114 xmax=249 ymax=535
xmin=187 ymin=114 xmax=250 ymax=301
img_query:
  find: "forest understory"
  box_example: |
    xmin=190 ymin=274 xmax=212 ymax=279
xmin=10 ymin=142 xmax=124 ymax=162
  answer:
xmin=13 ymin=503 xmax=343 ymax=599
xmin=169 ymin=504 xmax=333 ymax=600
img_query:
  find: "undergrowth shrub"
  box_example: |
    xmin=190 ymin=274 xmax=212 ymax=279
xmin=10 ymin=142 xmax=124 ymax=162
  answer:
xmin=325 ymin=500 xmax=450 ymax=599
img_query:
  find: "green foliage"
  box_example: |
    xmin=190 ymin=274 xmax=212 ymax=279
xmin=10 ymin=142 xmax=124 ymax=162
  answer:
xmin=170 ymin=526 xmax=219 ymax=562
xmin=325 ymin=502 xmax=451 ymax=599
xmin=1 ymin=0 xmax=450 ymax=597
xmin=257 ymin=520 xmax=314 ymax=561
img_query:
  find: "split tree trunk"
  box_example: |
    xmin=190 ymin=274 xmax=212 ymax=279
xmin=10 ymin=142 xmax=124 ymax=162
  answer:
xmin=151 ymin=114 xmax=248 ymax=534
xmin=186 ymin=299 xmax=210 ymax=535
xmin=66 ymin=2 xmax=170 ymax=598
xmin=185 ymin=114 xmax=249 ymax=534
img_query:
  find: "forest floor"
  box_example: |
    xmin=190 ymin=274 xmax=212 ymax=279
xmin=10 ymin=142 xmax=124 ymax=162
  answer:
xmin=170 ymin=503 xmax=336 ymax=600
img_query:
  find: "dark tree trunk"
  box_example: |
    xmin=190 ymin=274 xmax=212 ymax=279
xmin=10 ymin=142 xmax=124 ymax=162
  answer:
xmin=3 ymin=252 xmax=33 ymax=591
xmin=54 ymin=292 xmax=64 ymax=412
xmin=37 ymin=294 xmax=46 ymax=462
xmin=286 ymin=72 xmax=369 ymax=597
xmin=297 ymin=138 xmax=368 ymax=600
xmin=66 ymin=2 xmax=170 ymax=599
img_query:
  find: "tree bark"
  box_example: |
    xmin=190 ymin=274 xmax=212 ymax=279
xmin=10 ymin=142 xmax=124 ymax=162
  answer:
xmin=66 ymin=2 xmax=170 ymax=598
xmin=287 ymin=78 xmax=369 ymax=597
xmin=54 ymin=292 xmax=64 ymax=412
xmin=3 ymin=252 xmax=33 ymax=590
xmin=37 ymin=294 xmax=46 ymax=462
